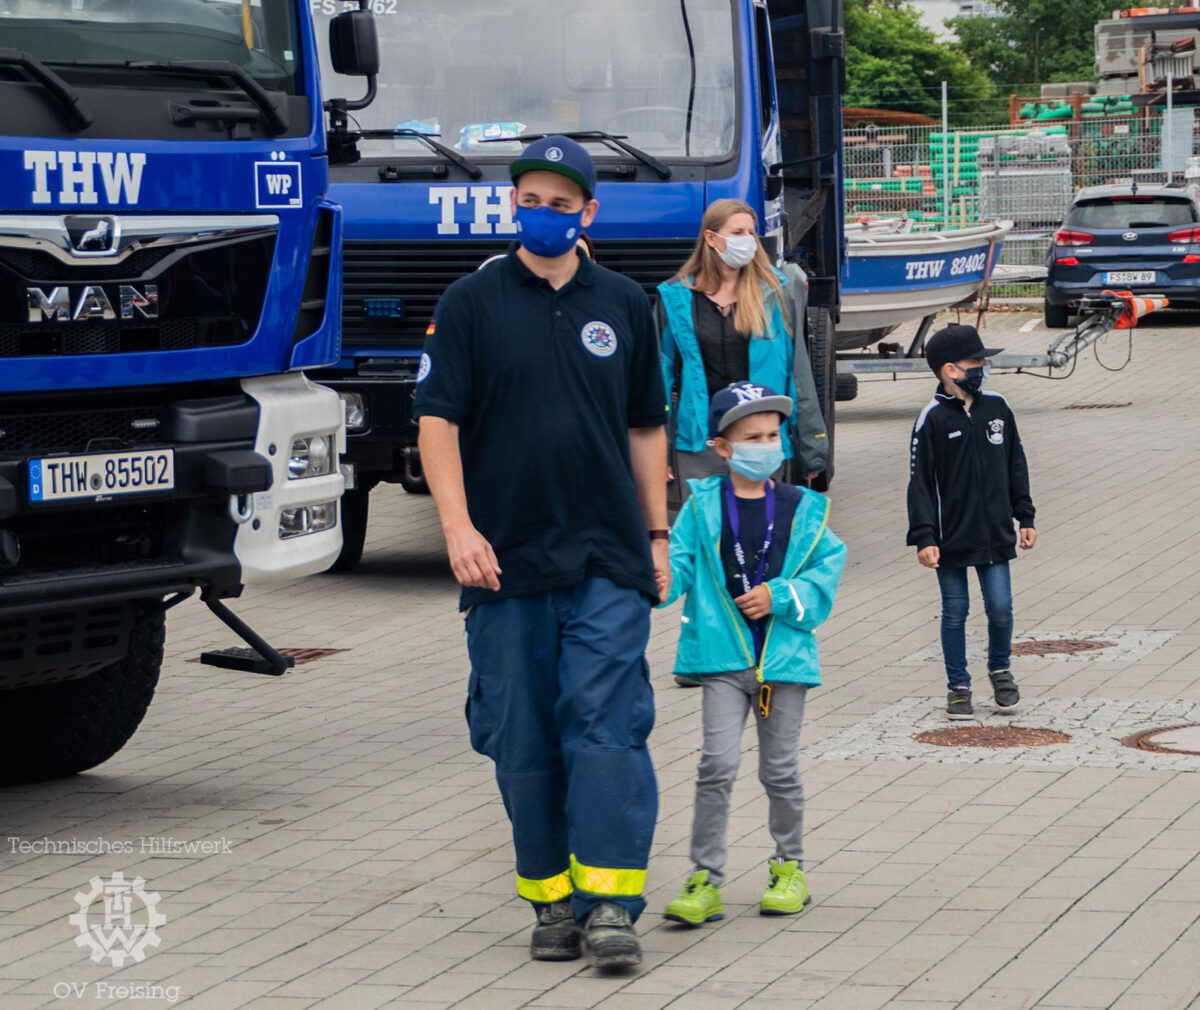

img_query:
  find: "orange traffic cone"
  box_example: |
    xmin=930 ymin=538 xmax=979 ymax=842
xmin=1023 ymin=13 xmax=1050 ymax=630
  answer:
xmin=1103 ymin=289 xmax=1170 ymax=329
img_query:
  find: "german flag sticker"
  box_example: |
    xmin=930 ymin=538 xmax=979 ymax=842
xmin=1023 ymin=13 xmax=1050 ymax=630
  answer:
xmin=426 ymin=320 xmax=436 ymax=337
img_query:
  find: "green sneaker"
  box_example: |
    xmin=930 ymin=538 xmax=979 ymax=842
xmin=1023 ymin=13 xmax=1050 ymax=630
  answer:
xmin=663 ymin=870 xmax=724 ymax=926
xmin=759 ymin=859 xmax=812 ymax=916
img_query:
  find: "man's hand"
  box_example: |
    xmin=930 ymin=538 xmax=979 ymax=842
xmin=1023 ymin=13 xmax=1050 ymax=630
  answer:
xmin=735 ymin=584 xmax=773 ymax=620
xmin=918 ymin=546 xmax=940 ymax=569
xmin=444 ymin=521 xmax=502 ymax=591
xmin=1019 ymin=527 xmax=1038 ymax=551
xmin=651 ymin=538 xmax=671 ymax=603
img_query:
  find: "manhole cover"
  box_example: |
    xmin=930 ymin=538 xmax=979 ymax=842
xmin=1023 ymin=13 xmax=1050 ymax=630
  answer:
xmin=1011 ymin=638 xmax=1114 ymax=657
xmin=915 ymin=726 xmax=1072 ymax=749
xmin=1122 ymin=724 xmax=1200 ymax=756
xmin=1063 ymin=402 xmax=1132 ymax=410
xmin=190 ymin=647 xmax=347 ymax=666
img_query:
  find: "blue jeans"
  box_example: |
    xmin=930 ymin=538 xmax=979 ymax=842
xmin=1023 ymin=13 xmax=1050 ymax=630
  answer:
xmin=935 ymin=562 xmax=1013 ymax=690
xmin=464 ymin=577 xmax=657 ymax=923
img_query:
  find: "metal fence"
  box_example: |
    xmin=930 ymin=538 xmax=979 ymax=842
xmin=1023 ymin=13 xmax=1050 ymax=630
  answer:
xmin=844 ymin=110 xmax=1200 ymax=297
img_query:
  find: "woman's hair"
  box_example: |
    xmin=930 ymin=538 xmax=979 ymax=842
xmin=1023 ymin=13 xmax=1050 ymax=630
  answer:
xmin=677 ymin=199 xmax=789 ymax=338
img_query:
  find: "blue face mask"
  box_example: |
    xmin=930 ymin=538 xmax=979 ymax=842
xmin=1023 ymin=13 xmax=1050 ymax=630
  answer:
xmin=515 ymin=205 xmax=585 ymax=258
xmin=728 ymin=441 xmax=784 ymax=481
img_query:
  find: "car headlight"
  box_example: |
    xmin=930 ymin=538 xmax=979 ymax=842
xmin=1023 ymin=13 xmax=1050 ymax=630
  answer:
xmin=288 ymin=433 xmax=334 ymax=480
xmin=279 ymin=501 xmax=338 ymax=539
xmin=339 ymin=392 xmax=367 ymax=433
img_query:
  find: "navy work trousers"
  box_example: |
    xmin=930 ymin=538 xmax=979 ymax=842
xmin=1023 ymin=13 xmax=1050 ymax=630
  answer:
xmin=464 ymin=577 xmax=657 ymax=922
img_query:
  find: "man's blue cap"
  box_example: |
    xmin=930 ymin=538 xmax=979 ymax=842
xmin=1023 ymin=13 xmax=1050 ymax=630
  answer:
xmin=708 ymin=381 xmax=794 ymax=439
xmin=510 ymin=135 xmax=598 ymax=200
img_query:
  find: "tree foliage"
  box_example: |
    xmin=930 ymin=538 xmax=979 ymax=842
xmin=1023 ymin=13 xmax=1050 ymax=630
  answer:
xmin=953 ymin=0 xmax=1113 ymax=92
xmin=845 ymin=0 xmax=995 ymax=125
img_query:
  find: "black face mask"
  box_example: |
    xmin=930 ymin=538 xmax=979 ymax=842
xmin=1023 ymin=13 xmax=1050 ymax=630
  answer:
xmin=954 ymin=366 xmax=986 ymax=397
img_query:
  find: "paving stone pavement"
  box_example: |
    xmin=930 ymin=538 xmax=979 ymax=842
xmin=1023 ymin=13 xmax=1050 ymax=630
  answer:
xmin=2 ymin=309 xmax=1199 ymax=1010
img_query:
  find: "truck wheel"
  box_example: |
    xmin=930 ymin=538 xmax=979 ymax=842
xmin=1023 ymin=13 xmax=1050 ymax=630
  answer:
xmin=0 ymin=605 xmax=164 ymax=785
xmin=329 ymin=485 xmax=371 ymax=572
xmin=1044 ymin=298 xmax=1069 ymax=329
xmin=399 ymin=474 xmax=431 ymax=495
xmin=806 ymin=306 xmax=836 ymax=492
xmin=835 ymin=373 xmax=859 ymax=402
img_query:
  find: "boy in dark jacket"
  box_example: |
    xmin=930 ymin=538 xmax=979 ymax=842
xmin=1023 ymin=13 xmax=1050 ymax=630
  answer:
xmin=907 ymin=324 xmax=1037 ymax=720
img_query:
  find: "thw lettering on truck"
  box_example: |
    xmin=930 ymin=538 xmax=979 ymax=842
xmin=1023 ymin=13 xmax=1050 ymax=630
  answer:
xmin=429 ymin=185 xmax=517 ymax=236
xmin=23 ymin=151 xmax=146 ymax=205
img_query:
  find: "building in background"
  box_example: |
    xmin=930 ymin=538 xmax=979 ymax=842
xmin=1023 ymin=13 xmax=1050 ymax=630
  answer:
xmin=957 ymin=0 xmax=1001 ymax=15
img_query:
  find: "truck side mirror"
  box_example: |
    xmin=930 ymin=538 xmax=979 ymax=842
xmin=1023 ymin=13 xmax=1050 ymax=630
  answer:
xmin=329 ymin=10 xmax=380 ymax=78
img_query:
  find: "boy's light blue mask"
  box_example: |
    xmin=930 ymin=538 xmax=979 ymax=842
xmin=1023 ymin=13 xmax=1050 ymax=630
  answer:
xmin=728 ymin=442 xmax=784 ymax=481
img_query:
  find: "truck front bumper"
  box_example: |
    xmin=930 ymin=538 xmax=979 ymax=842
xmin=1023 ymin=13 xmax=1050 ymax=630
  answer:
xmin=0 ymin=373 xmax=345 ymax=616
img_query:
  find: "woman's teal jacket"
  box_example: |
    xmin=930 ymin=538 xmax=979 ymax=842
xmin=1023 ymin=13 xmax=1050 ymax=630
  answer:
xmin=657 ymin=475 xmax=847 ymax=685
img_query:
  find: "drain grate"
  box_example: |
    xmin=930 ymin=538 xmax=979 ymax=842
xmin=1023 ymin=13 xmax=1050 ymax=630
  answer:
xmin=1011 ymin=638 xmax=1114 ymax=657
xmin=1122 ymin=724 xmax=1200 ymax=756
xmin=916 ymin=726 xmax=1071 ymax=749
xmin=1063 ymin=402 xmax=1132 ymax=410
xmin=191 ymin=647 xmax=347 ymax=666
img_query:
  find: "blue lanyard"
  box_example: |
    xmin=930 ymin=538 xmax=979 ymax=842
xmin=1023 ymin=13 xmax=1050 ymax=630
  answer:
xmin=725 ymin=478 xmax=775 ymax=659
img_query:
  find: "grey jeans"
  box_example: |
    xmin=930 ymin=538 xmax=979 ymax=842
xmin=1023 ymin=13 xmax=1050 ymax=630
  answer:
xmin=691 ymin=668 xmax=807 ymax=886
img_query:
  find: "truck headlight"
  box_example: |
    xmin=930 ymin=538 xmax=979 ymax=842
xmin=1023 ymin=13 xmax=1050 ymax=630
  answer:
xmin=279 ymin=501 xmax=338 ymax=539
xmin=288 ymin=433 xmax=334 ymax=479
xmin=339 ymin=392 xmax=367 ymax=433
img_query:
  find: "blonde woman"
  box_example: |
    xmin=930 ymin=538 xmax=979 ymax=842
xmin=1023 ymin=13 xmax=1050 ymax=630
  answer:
xmin=659 ymin=199 xmax=827 ymax=501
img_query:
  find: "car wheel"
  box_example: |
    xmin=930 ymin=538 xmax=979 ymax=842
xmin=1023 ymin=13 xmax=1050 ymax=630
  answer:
xmin=1044 ymin=298 xmax=1070 ymax=329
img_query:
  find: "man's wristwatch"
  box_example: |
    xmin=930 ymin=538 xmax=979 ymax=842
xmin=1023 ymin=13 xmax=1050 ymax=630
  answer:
xmin=648 ymin=530 xmax=670 ymax=542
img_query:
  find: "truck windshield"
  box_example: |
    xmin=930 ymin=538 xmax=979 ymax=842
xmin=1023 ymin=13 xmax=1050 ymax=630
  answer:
xmin=313 ymin=0 xmax=738 ymax=161
xmin=0 ymin=0 xmax=301 ymax=94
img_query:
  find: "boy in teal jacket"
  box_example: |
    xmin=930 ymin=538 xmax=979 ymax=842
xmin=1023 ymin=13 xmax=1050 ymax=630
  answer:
xmin=657 ymin=381 xmax=846 ymax=924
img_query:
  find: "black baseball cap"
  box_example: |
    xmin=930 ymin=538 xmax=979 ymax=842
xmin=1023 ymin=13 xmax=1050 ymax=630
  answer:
xmin=926 ymin=324 xmax=1003 ymax=374
xmin=510 ymin=136 xmax=598 ymax=200
xmin=708 ymin=382 xmax=793 ymax=439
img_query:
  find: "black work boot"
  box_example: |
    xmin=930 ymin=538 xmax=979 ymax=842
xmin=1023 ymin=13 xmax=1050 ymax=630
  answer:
xmin=989 ymin=670 xmax=1020 ymax=713
xmin=530 ymin=900 xmax=582 ymax=961
xmin=946 ymin=688 xmax=974 ymax=721
xmin=583 ymin=901 xmax=642 ymax=970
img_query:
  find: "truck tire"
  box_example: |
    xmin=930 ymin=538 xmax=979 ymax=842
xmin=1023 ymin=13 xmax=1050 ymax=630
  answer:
xmin=807 ymin=306 xmax=836 ymax=492
xmin=1044 ymin=298 xmax=1070 ymax=329
xmin=399 ymin=474 xmax=431 ymax=495
xmin=330 ymin=484 xmax=371 ymax=572
xmin=0 ymin=605 xmax=164 ymax=785
xmin=835 ymin=373 xmax=859 ymax=402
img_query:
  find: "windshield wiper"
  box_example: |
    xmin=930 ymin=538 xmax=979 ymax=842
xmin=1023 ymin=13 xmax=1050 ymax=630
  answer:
xmin=0 ymin=49 xmax=93 ymax=130
xmin=44 ymin=59 xmax=287 ymax=135
xmin=504 ymin=131 xmax=671 ymax=180
xmin=353 ymin=129 xmax=482 ymax=179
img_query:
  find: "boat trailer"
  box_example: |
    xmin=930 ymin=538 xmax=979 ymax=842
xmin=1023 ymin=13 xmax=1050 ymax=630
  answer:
xmin=836 ymin=291 xmax=1165 ymax=378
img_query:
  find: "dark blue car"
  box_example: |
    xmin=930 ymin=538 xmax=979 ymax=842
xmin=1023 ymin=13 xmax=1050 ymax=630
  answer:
xmin=1044 ymin=184 xmax=1200 ymax=327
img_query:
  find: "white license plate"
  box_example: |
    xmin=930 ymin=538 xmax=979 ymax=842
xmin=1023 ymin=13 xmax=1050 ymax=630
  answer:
xmin=28 ymin=449 xmax=175 ymax=503
xmin=1103 ymin=270 xmax=1157 ymax=284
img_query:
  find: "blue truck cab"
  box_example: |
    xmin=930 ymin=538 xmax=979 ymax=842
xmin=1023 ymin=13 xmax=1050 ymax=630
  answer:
xmin=0 ymin=0 xmax=372 ymax=783
xmin=311 ymin=0 xmax=846 ymax=568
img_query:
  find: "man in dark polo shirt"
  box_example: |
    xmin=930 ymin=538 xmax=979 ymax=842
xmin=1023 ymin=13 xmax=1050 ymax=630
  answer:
xmin=414 ymin=136 xmax=669 ymax=970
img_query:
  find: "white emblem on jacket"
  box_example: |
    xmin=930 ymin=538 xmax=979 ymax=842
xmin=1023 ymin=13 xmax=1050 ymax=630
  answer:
xmin=988 ymin=419 xmax=1005 ymax=445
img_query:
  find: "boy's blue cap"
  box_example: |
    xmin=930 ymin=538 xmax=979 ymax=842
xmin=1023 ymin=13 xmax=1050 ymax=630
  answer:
xmin=510 ymin=135 xmax=598 ymax=199
xmin=708 ymin=382 xmax=793 ymax=438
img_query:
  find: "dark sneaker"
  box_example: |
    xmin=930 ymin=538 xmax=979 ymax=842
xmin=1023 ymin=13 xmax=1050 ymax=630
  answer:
xmin=583 ymin=902 xmax=642 ymax=970
xmin=989 ymin=670 xmax=1020 ymax=713
xmin=946 ymin=689 xmax=974 ymax=721
xmin=531 ymin=900 xmax=582 ymax=961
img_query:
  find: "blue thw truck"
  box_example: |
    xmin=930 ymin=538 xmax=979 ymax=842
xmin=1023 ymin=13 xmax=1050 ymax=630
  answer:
xmin=310 ymin=0 xmax=846 ymax=569
xmin=0 ymin=0 xmax=378 ymax=783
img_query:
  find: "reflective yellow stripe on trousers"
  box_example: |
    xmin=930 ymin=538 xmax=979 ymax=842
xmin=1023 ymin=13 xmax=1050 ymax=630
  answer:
xmin=515 ymin=870 xmax=573 ymax=904
xmin=569 ymin=855 xmax=646 ymax=897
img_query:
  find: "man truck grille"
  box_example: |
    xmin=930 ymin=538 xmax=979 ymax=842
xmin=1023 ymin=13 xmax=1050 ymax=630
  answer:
xmin=341 ymin=238 xmax=695 ymax=348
